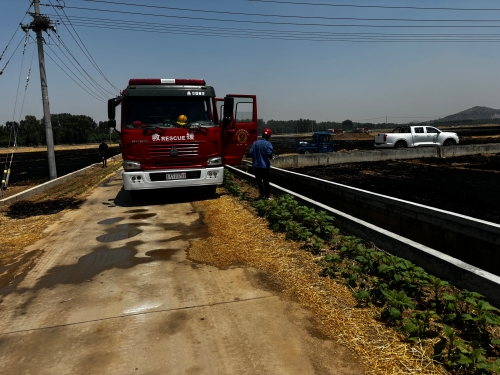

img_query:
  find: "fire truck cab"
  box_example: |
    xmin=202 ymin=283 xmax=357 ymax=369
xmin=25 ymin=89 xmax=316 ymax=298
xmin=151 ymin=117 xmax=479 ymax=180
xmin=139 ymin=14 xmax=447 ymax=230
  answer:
xmin=108 ymin=78 xmax=258 ymax=198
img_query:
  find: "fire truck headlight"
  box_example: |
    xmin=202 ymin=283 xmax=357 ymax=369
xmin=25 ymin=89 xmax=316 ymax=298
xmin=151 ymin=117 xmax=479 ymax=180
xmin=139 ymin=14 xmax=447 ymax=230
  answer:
xmin=207 ymin=157 xmax=222 ymax=166
xmin=207 ymin=170 xmax=219 ymax=178
xmin=123 ymin=160 xmax=141 ymax=170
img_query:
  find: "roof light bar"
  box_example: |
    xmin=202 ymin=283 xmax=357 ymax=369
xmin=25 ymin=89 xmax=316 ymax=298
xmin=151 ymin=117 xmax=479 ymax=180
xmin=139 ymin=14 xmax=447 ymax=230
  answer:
xmin=128 ymin=78 xmax=206 ymax=86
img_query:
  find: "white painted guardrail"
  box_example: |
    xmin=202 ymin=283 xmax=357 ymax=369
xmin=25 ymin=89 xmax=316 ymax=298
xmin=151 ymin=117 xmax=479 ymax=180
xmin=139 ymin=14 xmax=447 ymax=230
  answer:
xmin=271 ymin=142 xmax=500 ymax=169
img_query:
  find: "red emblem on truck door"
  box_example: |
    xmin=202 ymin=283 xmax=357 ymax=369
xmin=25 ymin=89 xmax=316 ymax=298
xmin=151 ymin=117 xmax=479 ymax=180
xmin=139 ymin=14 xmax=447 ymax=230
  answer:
xmin=217 ymin=95 xmax=258 ymax=165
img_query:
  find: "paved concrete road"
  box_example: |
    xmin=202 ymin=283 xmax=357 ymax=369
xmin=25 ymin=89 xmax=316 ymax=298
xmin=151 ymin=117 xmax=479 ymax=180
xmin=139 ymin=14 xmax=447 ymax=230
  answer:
xmin=0 ymin=171 xmax=362 ymax=375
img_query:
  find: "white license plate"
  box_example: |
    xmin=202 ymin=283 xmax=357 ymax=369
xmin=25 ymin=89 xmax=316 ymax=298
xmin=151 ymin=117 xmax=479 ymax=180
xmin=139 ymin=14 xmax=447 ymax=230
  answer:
xmin=166 ymin=173 xmax=186 ymax=180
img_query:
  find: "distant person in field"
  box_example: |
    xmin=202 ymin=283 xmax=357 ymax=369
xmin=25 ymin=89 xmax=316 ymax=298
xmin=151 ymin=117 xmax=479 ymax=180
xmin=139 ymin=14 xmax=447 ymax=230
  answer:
xmin=99 ymin=140 xmax=108 ymax=168
xmin=249 ymin=128 xmax=274 ymax=200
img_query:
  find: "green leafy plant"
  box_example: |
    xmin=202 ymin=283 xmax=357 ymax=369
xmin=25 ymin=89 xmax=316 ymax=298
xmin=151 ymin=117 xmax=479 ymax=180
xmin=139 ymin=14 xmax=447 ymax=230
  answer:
xmin=462 ymin=299 xmax=500 ymax=334
xmin=426 ymin=275 xmax=450 ymax=308
xmin=403 ymin=310 xmax=440 ymax=339
xmin=381 ymin=290 xmax=415 ymax=324
xmin=223 ymin=169 xmax=243 ymax=197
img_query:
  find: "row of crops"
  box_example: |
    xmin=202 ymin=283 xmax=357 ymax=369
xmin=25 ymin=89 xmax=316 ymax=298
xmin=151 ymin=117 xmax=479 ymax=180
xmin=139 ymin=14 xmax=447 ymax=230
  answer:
xmin=223 ymin=170 xmax=500 ymax=374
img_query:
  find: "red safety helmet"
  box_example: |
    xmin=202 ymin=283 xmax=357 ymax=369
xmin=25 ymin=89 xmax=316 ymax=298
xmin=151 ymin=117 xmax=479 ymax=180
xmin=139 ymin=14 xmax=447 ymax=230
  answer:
xmin=262 ymin=128 xmax=272 ymax=139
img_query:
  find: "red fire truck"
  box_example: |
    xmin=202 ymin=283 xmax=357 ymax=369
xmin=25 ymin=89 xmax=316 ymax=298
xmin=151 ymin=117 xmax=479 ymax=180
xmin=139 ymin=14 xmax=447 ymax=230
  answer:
xmin=107 ymin=78 xmax=258 ymax=198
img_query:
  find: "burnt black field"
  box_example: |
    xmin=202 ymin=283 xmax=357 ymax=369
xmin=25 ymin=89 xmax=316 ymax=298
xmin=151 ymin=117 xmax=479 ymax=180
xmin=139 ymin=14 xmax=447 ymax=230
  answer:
xmin=291 ymin=153 xmax=500 ymax=224
xmin=2 ymin=146 xmax=121 ymax=185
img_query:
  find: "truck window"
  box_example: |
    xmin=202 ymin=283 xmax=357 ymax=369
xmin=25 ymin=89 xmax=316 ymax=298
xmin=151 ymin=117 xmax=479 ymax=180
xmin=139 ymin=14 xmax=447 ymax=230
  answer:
xmin=426 ymin=127 xmax=440 ymax=133
xmin=414 ymin=127 xmax=424 ymax=134
xmin=123 ymin=97 xmax=215 ymax=128
xmin=235 ymin=102 xmax=254 ymax=122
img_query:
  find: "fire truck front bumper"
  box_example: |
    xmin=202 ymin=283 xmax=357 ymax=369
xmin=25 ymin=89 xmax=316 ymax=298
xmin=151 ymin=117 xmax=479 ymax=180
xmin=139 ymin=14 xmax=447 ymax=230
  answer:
xmin=123 ymin=167 xmax=224 ymax=191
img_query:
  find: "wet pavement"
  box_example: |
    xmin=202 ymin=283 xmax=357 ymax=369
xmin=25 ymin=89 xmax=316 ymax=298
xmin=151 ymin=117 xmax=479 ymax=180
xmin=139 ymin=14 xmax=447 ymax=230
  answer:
xmin=0 ymin=170 xmax=362 ymax=375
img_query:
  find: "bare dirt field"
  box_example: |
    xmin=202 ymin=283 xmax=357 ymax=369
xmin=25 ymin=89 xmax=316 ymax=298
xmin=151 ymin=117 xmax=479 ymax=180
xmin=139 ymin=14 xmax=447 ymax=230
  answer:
xmin=290 ymin=153 xmax=500 ymax=224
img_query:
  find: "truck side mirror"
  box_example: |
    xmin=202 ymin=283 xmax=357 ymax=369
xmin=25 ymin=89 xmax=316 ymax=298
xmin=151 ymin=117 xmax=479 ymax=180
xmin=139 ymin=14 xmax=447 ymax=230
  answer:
xmin=108 ymin=119 xmax=116 ymax=128
xmin=108 ymin=99 xmax=116 ymax=120
xmin=222 ymin=97 xmax=234 ymax=128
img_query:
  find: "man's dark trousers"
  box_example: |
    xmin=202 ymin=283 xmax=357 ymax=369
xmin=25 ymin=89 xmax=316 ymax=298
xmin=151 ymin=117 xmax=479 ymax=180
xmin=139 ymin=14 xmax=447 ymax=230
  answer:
xmin=254 ymin=168 xmax=270 ymax=198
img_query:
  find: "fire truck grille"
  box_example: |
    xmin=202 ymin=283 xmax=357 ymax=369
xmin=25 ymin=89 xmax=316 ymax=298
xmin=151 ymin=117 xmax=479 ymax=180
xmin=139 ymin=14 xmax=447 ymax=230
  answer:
xmin=149 ymin=171 xmax=201 ymax=181
xmin=147 ymin=143 xmax=199 ymax=158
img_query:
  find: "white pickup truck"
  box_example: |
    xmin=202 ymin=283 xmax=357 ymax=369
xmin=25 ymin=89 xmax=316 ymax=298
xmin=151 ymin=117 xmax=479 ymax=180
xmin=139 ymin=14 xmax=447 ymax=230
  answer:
xmin=374 ymin=126 xmax=459 ymax=149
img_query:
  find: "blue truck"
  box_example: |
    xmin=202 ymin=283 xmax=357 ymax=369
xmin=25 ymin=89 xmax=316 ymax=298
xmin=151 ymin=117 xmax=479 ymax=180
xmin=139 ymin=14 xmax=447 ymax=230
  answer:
xmin=295 ymin=132 xmax=334 ymax=154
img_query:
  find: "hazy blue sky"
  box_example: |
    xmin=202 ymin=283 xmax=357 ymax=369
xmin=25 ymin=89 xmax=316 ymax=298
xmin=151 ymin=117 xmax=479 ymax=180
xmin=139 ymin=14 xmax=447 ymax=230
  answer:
xmin=1 ymin=0 xmax=499 ymax=125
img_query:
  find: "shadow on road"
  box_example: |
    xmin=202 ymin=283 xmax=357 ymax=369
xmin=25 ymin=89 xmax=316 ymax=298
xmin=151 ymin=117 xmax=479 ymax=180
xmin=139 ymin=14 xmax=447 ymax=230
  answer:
xmin=112 ymin=187 xmax=220 ymax=207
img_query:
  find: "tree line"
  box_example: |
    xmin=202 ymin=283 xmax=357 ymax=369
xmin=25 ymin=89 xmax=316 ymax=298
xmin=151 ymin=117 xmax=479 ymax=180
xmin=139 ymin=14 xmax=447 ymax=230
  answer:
xmin=3 ymin=113 xmax=491 ymax=148
xmin=0 ymin=114 xmax=119 ymax=148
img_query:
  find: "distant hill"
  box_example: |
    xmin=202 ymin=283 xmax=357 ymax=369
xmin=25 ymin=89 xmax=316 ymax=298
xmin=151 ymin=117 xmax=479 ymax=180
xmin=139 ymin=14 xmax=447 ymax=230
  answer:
xmin=437 ymin=106 xmax=500 ymax=122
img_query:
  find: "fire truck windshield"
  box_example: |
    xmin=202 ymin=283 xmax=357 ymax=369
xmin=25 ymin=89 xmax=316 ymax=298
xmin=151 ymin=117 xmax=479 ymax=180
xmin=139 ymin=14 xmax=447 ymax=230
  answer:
xmin=123 ymin=97 xmax=215 ymax=128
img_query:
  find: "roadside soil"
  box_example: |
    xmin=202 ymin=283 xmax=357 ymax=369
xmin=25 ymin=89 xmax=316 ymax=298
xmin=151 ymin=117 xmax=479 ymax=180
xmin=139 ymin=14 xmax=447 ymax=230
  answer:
xmin=291 ymin=153 xmax=500 ymax=224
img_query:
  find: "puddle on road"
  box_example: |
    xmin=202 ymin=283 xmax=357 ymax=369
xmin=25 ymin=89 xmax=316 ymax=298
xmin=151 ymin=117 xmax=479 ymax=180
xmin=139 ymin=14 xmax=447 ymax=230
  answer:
xmin=98 ymin=217 xmax=125 ymax=225
xmin=96 ymin=224 xmax=147 ymax=243
xmin=124 ymin=209 xmax=148 ymax=214
xmin=129 ymin=213 xmax=156 ymax=220
xmin=144 ymin=249 xmax=179 ymax=261
xmin=16 ymin=241 xmax=184 ymax=294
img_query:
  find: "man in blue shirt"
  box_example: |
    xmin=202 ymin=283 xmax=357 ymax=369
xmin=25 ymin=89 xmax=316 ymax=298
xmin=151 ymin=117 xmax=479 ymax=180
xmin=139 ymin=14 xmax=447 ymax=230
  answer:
xmin=249 ymin=128 xmax=273 ymax=200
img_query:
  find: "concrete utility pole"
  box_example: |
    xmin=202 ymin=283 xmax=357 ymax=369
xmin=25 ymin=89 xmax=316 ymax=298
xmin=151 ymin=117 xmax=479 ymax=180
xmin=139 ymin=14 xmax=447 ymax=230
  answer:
xmin=22 ymin=0 xmax=57 ymax=180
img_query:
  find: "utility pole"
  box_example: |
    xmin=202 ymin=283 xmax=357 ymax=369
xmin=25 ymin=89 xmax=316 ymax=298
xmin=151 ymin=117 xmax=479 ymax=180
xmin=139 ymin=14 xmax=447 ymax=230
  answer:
xmin=22 ymin=0 xmax=57 ymax=180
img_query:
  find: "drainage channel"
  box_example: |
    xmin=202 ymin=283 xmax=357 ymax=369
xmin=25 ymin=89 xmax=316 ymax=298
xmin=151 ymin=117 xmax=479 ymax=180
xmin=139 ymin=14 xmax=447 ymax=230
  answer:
xmin=226 ymin=165 xmax=500 ymax=307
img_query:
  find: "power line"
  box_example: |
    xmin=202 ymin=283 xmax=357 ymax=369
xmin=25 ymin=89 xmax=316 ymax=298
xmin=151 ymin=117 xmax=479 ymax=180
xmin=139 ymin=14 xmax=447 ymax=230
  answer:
xmin=63 ymin=22 xmax=500 ymax=41
xmin=48 ymin=14 xmax=500 ymax=38
xmin=69 ymin=1 xmax=500 ymax=23
xmin=0 ymin=2 xmax=32 ymax=63
xmin=47 ymin=16 xmax=500 ymax=42
xmin=246 ymin=0 xmax=500 ymax=12
xmin=34 ymin=36 xmax=107 ymax=102
xmin=48 ymin=31 xmax=116 ymax=97
xmin=44 ymin=35 xmax=108 ymax=101
xmin=47 ymin=0 xmax=119 ymax=92
xmin=50 ymin=5 xmax=500 ymax=29
xmin=0 ymin=34 xmax=28 ymax=76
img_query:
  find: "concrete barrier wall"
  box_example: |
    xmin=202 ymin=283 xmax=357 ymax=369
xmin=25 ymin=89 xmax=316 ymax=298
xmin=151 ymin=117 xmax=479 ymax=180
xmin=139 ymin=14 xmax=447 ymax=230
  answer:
xmin=228 ymin=166 xmax=500 ymax=307
xmin=271 ymin=143 xmax=500 ymax=169
xmin=266 ymin=167 xmax=500 ymax=276
xmin=0 ymin=155 xmax=121 ymax=206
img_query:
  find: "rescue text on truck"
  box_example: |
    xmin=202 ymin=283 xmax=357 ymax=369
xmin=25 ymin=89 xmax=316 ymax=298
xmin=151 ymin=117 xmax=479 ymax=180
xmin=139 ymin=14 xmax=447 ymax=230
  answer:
xmin=107 ymin=78 xmax=258 ymax=198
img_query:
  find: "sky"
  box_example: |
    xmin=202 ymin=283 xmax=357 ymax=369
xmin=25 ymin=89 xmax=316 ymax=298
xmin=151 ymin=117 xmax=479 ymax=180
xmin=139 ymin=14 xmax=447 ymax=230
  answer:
xmin=1 ymin=0 xmax=500 ymax=125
